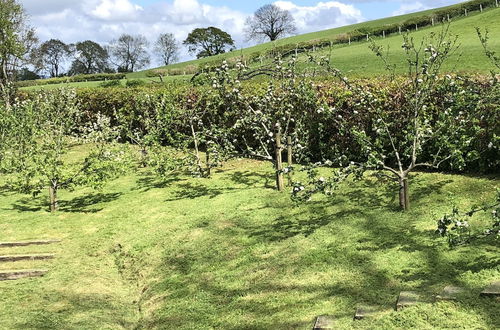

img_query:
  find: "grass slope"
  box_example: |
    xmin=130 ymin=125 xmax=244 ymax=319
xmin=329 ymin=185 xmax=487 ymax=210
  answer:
xmin=0 ymin=147 xmax=499 ymax=329
xmin=130 ymin=6 xmax=500 ymax=79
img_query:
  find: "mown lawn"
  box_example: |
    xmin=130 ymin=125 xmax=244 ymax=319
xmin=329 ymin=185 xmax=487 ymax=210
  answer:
xmin=0 ymin=155 xmax=498 ymax=329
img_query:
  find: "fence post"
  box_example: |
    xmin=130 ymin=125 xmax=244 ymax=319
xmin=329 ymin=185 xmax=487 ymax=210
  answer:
xmin=431 ymin=17 xmax=434 ymax=26
xmin=415 ymin=24 xmax=418 ymax=31
xmin=464 ymin=8 xmax=467 ymax=16
xmin=366 ymin=34 xmax=369 ymax=41
xmin=447 ymin=14 xmax=450 ymax=22
xmin=287 ymin=136 xmax=293 ymax=165
xmin=348 ymin=36 xmax=351 ymax=45
xmin=399 ymin=26 xmax=401 ymax=34
xmin=275 ymin=125 xmax=284 ymax=192
xmin=480 ymin=4 xmax=483 ymax=12
xmin=383 ymin=30 xmax=385 ymax=38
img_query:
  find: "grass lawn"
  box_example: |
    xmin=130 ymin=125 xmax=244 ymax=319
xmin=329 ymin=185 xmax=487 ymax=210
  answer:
xmin=0 ymin=148 xmax=498 ymax=329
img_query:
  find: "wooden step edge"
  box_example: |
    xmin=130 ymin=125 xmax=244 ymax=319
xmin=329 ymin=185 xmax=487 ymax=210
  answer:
xmin=0 ymin=269 xmax=48 ymax=281
xmin=313 ymin=315 xmax=335 ymax=329
xmin=480 ymin=280 xmax=500 ymax=297
xmin=0 ymin=254 xmax=55 ymax=262
xmin=0 ymin=240 xmax=61 ymax=247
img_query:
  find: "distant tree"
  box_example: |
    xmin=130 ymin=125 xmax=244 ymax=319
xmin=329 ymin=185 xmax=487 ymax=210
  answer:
xmin=0 ymin=0 xmax=37 ymax=106
xmin=154 ymin=33 xmax=179 ymax=66
xmin=109 ymin=34 xmax=150 ymax=72
xmin=69 ymin=40 xmax=109 ymax=75
xmin=15 ymin=67 xmax=39 ymax=80
xmin=35 ymin=39 xmax=71 ymax=77
xmin=183 ymin=27 xmax=235 ymax=59
xmin=245 ymin=4 xmax=296 ymax=42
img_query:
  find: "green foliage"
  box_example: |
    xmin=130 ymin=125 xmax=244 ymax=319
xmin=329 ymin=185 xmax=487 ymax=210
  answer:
xmin=437 ymin=189 xmax=500 ymax=246
xmin=183 ymin=27 xmax=235 ymax=59
xmin=16 ymin=73 xmax=126 ymax=87
xmin=125 ymin=79 xmax=146 ymax=88
xmin=0 ymin=89 xmax=131 ymax=211
xmin=99 ymin=79 xmax=122 ymax=88
xmin=291 ymin=27 xmax=496 ymax=210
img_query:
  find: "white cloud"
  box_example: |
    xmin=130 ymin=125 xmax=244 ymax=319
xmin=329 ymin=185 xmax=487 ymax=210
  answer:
xmin=89 ymin=0 xmax=143 ymax=21
xmin=274 ymin=1 xmax=364 ymax=34
xmin=392 ymin=2 xmax=430 ymax=16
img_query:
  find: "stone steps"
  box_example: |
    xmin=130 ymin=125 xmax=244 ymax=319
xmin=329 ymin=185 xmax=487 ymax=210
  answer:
xmin=312 ymin=280 xmax=499 ymax=329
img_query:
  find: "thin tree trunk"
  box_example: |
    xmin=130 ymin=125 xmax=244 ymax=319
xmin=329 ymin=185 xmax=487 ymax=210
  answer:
xmin=205 ymin=150 xmax=211 ymax=177
xmin=403 ymin=177 xmax=410 ymax=210
xmin=49 ymin=185 xmax=58 ymax=212
xmin=275 ymin=126 xmax=284 ymax=192
xmin=190 ymin=120 xmax=203 ymax=175
xmin=398 ymin=176 xmax=410 ymax=211
xmin=287 ymin=136 xmax=293 ymax=165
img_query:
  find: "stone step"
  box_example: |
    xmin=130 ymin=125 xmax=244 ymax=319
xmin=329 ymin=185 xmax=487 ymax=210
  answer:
xmin=313 ymin=315 xmax=335 ymax=329
xmin=396 ymin=291 xmax=420 ymax=311
xmin=353 ymin=305 xmax=378 ymax=320
xmin=0 ymin=254 xmax=55 ymax=262
xmin=0 ymin=240 xmax=61 ymax=248
xmin=435 ymin=286 xmax=464 ymax=301
xmin=480 ymin=280 xmax=500 ymax=297
xmin=0 ymin=269 xmax=48 ymax=281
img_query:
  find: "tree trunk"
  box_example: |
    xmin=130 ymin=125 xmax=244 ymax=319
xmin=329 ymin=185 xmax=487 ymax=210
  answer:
xmin=398 ymin=176 xmax=410 ymax=211
xmin=49 ymin=185 xmax=58 ymax=212
xmin=190 ymin=120 xmax=203 ymax=175
xmin=287 ymin=135 xmax=293 ymax=165
xmin=205 ymin=150 xmax=211 ymax=177
xmin=275 ymin=126 xmax=284 ymax=192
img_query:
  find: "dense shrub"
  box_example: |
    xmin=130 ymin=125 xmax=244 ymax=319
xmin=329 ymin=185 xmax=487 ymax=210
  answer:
xmin=16 ymin=73 xmax=126 ymax=88
xmin=18 ymin=75 xmax=500 ymax=173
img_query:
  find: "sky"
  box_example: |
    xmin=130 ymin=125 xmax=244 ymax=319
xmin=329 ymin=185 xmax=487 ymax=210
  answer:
xmin=20 ymin=0 xmax=467 ymax=65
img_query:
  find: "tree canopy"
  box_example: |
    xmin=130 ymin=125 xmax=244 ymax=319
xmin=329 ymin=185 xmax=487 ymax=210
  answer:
xmin=0 ymin=0 xmax=37 ymax=105
xmin=183 ymin=27 xmax=235 ymax=59
xmin=109 ymin=34 xmax=150 ymax=72
xmin=154 ymin=33 xmax=179 ymax=66
xmin=245 ymin=4 xmax=296 ymax=42
xmin=70 ymin=40 xmax=110 ymax=75
xmin=34 ymin=39 xmax=71 ymax=77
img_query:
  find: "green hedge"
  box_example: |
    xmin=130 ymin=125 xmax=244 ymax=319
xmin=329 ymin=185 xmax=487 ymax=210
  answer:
xmin=18 ymin=75 xmax=498 ymax=173
xmin=16 ymin=73 xmax=126 ymax=88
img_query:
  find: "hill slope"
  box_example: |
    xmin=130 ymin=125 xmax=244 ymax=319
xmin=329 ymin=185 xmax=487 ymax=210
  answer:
xmin=130 ymin=3 xmax=500 ymax=79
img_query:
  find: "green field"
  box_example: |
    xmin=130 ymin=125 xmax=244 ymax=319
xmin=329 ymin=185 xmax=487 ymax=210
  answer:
xmin=1 ymin=145 xmax=498 ymax=329
xmin=130 ymin=6 xmax=500 ymax=78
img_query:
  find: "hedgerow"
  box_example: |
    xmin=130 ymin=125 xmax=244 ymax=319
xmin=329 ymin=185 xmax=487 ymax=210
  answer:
xmin=15 ymin=73 xmax=126 ymax=88
xmin=17 ymin=73 xmax=499 ymax=174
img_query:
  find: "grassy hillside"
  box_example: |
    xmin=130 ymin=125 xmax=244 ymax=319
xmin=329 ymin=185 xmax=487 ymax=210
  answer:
xmin=129 ymin=4 xmax=500 ymax=79
xmin=0 ymin=145 xmax=498 ymax=329
xmin=21 ymin=2 xmax=500 ymax=90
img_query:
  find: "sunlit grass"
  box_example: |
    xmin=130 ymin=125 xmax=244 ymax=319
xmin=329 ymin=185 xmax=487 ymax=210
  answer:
xmin=0 ymin=145 xmax=498 ymax=329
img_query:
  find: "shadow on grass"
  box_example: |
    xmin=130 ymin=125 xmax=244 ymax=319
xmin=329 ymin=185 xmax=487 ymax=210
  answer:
xmin=134 ymin=173 xmax=185 ymax=192
xmin=11 ymin=193 xmax=122 ymax=213
xmin=226 ymin=170 xmax=275 ymax=189
xmin=17 ymin=291 xmax=137 ymax=329
xmin=165 ymin=182 xmax=242 ymax=201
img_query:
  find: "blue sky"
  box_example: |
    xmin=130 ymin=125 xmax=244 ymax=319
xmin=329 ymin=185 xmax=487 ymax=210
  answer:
xmin=21 ymin=0 xmax=466 ymax=64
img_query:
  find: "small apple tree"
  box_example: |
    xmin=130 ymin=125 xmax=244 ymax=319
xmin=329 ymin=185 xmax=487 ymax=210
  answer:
xmin=292 ymin=27 xmax=482 ymax=210
xmin=2 ymin=89 xmax=130 ymax=212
